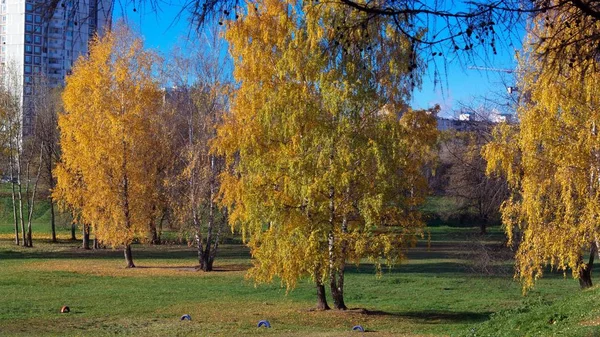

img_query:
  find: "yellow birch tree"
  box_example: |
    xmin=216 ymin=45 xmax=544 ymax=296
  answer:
xmin=54 ymin=25 xmax=165 ymax=267
xmin=216 ymin=0 xmax=437 ymax=309
xmin=484 ymin=4 xmax=600 ymax=290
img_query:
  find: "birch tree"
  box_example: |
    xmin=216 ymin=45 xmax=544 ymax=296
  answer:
xmin=216 ymin=0 xmax=437 ymax=309
xmin=54 ymin=25 xmax=165 ymax=267
xmin=484 ymin=3 xmax=600 ymax=290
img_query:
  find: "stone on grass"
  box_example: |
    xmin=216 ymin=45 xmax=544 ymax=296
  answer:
xmin=257 ymin=320 xmax=271 ymax=328
xmin=180 ymin=314 xmax=192 ymax=321
xmin=352 ymin=325 xmax=365 ymax=332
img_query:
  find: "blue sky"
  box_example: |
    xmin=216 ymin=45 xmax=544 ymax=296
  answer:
xmin=115 ymin=3 xmax=519 ymax=118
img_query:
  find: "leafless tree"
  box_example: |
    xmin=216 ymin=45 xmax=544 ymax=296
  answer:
xmin=31 ymin=76 xmax=62 ymax=242
xmin=440 ymin=107 xmax=510 ymax=234
xmin=162 ymin=31 xmax=231 ymax=271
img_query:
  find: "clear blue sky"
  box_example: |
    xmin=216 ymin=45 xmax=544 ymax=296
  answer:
xmin=115 ymin=3 xmax=520 ymax=118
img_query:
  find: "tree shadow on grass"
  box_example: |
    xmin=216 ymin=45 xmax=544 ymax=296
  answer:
xmin=344 ymin=261 xmax=470 ymax=275
xmin=361 ymin=309 xmax=492 ymax=324
xmin=0 ymin=242 xmax=250 ymax=261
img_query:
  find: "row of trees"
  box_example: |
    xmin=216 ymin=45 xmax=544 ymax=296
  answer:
xmin=6 ymin=0 xmax=600 ymax=310
xmin=2 ymin=11 xmax=438 ymax=310
xmin=52 ymin=26 xmax=231 ymax=270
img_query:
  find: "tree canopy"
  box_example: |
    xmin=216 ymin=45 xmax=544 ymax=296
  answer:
xmin=54 ymin=25 xmax=166 ymax=267
xmin=214 ymin=0 xmax=438 ymax=309
xmin=483 ymin=4 xmax=600 ymax=290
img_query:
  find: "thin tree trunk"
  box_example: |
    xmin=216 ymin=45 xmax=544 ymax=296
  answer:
xmin=329 ymin=214 xmax=348 ymax=310
xmin=579 ymin=242 xmax=596 ymax=289
xmin=45 ymin=141 xmax=57 ymax=243
xmin=24 ymin=144 xmax=43 ymax=248
xmin=316 ymin=281 xmax=330 ymax=310
xmin=208 ymin=207 xmax=225 ymax=272
xmin=9 ymin=155 xmax=19 ymax=245
xmin=121 ymin=134 xmax=135 ymax=268
xmin=50 ymin=200 xmax=56 ymax=242
xmin=201 ymin=156 xmax=216 ymax=272
xmin=17 ymin=158 xmax=27 ymax=247
xmin=149 ymin=205 xmax=159 ymax=244
xmin=71 ymin=223 xmax=77 ymax=240
xmin=82 ymin=225 xmax=90 ymax=250
xmin=124 ymin=244 xmax=135 ymax=268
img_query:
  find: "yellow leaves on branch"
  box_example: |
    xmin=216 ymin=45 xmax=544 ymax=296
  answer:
xmin=483 ymin=4 xmax=600 ymax=291
xmin=54 ymin=24 xmax=165 ymax=248
xmin=216 ymin=0 xmax=438 ymax=290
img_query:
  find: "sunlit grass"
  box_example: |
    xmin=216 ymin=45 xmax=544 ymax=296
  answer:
xmin=1 ymin=219 xmax=599 ymax=336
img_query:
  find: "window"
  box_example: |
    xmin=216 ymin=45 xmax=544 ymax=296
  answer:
xmin=34 ymin=35 xmax=41 ymax=44
xmin=24 ymin=76 xmax=31 ymax=83
xmin=34 ymin=15 xmax=41 ymax=23
xmin=33 ymin=66 xmax=40 ymax=73
xmin=24 ymin=65 xmax=31 ymax=74
xmin=24 ymin=55 xmax=31 ymax=63
xmin=33 ymin=46 xmax=40 ymax=54
xmin=25 ymin=34 xmax=32 ymax=43
xmin=25 ymin=44 xmax=32 ymax=53
xmin=24 ymin=86 xmax=32 ymax=95
xmin=25 ymin=14 xmax=32 ymax=22
xmin=33 ymin=56 xmax=40 ymax=64
xmin=25 ymin=24 xmax=32 ymax=32
xmin=34 ymin=25 xmax=41 ymax=33
xmin=25 ymin=3 xmax=33 ymax=11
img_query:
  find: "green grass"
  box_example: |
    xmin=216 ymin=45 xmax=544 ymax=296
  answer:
xmin=2 ymin=221 xmax=600 ymax=336
xmin=0 ymin=190 xmax=598 ymax=336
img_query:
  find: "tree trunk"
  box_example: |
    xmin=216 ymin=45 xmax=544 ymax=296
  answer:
xmin=480 ymin=217 xmax=488 ymax=235
xmin=50 ymin=200 xmax=56 ymax=242
xmin=328 ymin=185 xmax=348 ymax=310
xmin=93 ymin=236 xmax=100 ymax=249
xmin=17 ymin=169 xmax=27 ymax=247
xmin=329 ymin=216 xmax=348 ymax=310
xmin=150 ymin=224 xmax=159 ymax=244
xmin=316 ymin=281 xmax=330 ymax=310
xmin=199 ymin=252 xmax=212 ymax=272
xmin=82 ymin=225 xmax=90 ymax=250
xmin=10 ymin=162 xmax=19 ymax=246
xmin=579 ymin=243 xmax=596 ymax=289
xmin=149 ymin=205 xmax=159 ymax=244
xmin=124 ymin=244 xmax=135 ymax=268
xmin=71 ymin=223 xmax=77 ymax=240
xmin=200 ymin=160 xmax=217 ymax=272
xmin=24 ymin=147 xmax=43 ymax=249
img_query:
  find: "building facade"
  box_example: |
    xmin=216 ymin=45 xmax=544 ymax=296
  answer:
xmin=0 ymin=0 xmax=112 ymax=135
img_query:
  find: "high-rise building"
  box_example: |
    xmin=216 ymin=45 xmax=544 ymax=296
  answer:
xmin=0 ymin=0 xmax=112 ymax=135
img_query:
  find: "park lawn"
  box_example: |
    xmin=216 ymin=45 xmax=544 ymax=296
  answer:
xmin=1 ymin=223 xmax=599 ymax=336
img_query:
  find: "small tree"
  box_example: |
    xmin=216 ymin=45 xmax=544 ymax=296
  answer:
xmin=32 ymin=76 xmax=62 ymax=242
xmin=54 ymin=24 xmax=165 ymax=267
xmin=441 ymin=116 xmax=509 ymax=234
xmin=162 ymin=32 xmax=230 ymax=271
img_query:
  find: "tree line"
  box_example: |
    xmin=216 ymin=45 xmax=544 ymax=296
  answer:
xmin=2 ymin=0 xmax=600 ymax=311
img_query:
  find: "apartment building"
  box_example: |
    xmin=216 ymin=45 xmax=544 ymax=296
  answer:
xmin=0 ymin=0 xmax=112 ymax=135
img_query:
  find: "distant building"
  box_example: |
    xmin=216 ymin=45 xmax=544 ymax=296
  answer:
xmin=0 ymin=0 xmax=113 ymax=135
xmin=437 ymin=110 xmax=515 ymax=132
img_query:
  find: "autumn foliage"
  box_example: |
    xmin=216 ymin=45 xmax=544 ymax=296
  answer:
xmin=54 ymin=25 xmax=165 ymax=267
xmin=215 ymin=0 xmax=438 ymax=309
xmin=484 ymin=3 xmax=600 ymax=290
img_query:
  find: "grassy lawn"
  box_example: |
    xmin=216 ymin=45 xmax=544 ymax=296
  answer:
xmin=1 ymin=202 xmax=599 ymax=336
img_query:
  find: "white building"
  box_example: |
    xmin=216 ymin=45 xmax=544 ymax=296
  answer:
xmin=0 ymin=0 xmax=112 ymax=135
